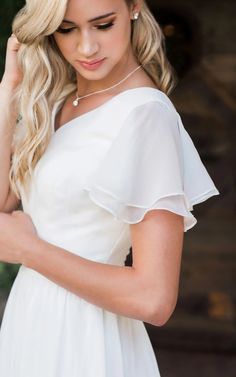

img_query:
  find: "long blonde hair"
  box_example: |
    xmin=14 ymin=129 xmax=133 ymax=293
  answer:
xmin=10 ymin=0 xmax=176 ymax=198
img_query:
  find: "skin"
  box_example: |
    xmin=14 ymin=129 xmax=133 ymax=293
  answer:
xmin=0 ymin=0 xmax=184 ymax=326
xmin=53 ymin=0 xmax=140 ymax=92
xmin=53 ymin=0 xmax=155 ymax=129
xmin=0 ymin=34 xmax=22 ymax=214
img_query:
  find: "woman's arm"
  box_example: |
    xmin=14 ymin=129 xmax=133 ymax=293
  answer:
xmin=21 ymin=209 xmax=184 ymax=326
xmin=0 ymin=35 xmax=22 ymax=212
xmin=0 ymin=82 xmax=19 ymax=211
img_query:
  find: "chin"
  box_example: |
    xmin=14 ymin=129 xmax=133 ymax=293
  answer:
xmin=75 ymin=64 xmax=116 ymax=82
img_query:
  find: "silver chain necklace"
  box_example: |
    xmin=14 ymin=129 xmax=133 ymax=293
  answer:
xmin=72 ymin=65 xmax=142 ymax=107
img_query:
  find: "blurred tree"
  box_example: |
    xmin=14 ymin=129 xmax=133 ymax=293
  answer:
xmin=0 ymin=0 xmax=25 ymax=77
xmin=0 ymin=263 xmax=20 ymax=293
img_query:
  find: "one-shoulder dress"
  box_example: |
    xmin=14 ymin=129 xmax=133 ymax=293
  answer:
xmin=0 ymin=87 xmax=219 ymax=376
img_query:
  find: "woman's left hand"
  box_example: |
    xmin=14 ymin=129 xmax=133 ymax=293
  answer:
xmin=0 ymin=210 xmax=38 ymax=264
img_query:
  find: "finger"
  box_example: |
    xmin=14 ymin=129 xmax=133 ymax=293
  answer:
xmin=12 ymin=211 xmax=31 ymax=218
xmin=12 ymin=210 xmax=22 ymax=215
xmin=8 ymin=33 xmax=20 ymax=45
xmin=9 ymin=33 xmax=17 ymax=40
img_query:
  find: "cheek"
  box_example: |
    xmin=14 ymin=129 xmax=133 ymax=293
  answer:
xmin=54 ymin=36 xmax=73 ymax=57
xmin=105 ymin=23 xmax=132 ymax=53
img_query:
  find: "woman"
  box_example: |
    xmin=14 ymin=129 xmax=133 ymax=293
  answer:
xmin=0 ymin=0 xmax=219 ymax=376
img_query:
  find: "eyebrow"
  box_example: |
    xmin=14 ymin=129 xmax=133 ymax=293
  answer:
xmin=63 ymin=12 xmax=116 ymax=24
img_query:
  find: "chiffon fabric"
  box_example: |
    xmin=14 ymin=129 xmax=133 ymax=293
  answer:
xmin=0 ymin=87 xmax=219 ymax=376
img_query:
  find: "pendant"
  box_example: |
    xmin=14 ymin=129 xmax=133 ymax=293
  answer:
xmin=73 ymin=98 xmax=79 ymax=107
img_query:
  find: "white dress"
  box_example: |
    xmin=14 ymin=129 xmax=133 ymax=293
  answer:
xmin=0 ymin=87 xmax=219 ymax=376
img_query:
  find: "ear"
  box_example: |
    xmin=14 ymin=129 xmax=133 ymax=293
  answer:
xmin=130 ymin=1 xmax=143 ymax=20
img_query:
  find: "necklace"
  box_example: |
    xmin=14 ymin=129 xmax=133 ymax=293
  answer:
xmin=72 ymin=65 xmax=142 ymax=107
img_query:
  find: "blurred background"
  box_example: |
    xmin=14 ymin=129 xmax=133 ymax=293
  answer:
xmin=0 ymin=0 xmax=235 ymax=376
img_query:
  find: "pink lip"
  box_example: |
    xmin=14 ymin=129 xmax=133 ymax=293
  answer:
xmin=77 ymin=58 xmax=106 ymax=71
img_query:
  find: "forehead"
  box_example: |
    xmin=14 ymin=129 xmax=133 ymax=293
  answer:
xmin=65 ymin=0 xmax=129 ymax=19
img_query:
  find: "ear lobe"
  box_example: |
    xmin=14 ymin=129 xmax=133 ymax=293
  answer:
xmin=132 ymin=12 xmax=139 ymax=20
xmin=131 ymin=0 xmax=143 ymax=19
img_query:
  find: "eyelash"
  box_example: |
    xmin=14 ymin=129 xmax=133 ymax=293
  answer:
xmin=56 ymin=21 xmax=114 ymax=34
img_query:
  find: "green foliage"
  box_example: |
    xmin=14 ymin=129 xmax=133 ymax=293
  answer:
xmin=0 ymin=0 xmax=25 ymax=77
xmin=0 ymin=263 xmax=20 ymax=295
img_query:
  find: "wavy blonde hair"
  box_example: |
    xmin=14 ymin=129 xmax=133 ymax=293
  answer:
xmin=10 ymin=0 xmax=176 ymax=198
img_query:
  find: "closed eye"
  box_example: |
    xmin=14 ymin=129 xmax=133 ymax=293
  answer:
xmin=96 ymin=21 xmax=114 ymax=30
xmin=56 ymin=21 xmax=114 ymax=34
xmin=56 ymin=27 xmax=76 ymax=34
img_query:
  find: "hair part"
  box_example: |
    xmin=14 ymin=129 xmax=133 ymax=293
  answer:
xmin=9 ymin=0 xmax=176 ymax=198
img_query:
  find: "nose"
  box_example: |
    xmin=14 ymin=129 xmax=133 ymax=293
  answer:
xmin=76 ymin=31 xmax=99 ymax=57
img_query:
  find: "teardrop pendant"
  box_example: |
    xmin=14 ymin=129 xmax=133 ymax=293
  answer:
xmin=73 ymin=98 xmax=79 ymax=107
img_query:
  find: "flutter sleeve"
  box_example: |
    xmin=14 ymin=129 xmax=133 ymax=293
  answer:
xmin=83 ymin=101 xmax=219 ymax=231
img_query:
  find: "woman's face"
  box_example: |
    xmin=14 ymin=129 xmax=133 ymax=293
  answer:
xmin=53 ymin=0 xmax=139 ymax=83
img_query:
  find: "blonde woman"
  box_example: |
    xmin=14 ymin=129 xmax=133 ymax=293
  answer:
xmin=0 ymin=0 xmax=219 ymax=375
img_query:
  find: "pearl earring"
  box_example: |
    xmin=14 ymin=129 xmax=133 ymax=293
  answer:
xmin=133 ymin=12 xmax=139 ymax=20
